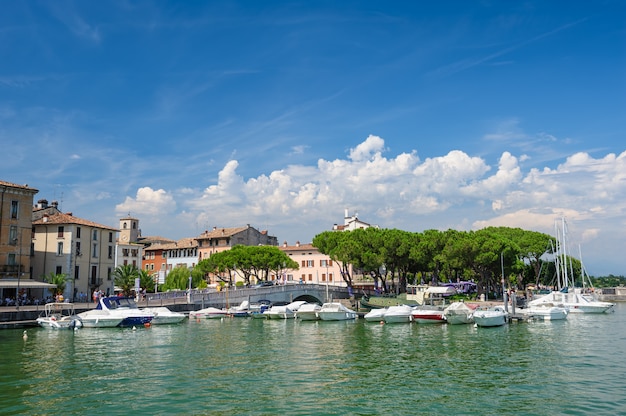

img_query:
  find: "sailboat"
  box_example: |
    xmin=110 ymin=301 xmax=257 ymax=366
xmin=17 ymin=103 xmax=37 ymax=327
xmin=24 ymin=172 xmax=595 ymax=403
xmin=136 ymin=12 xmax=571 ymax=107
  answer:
xmin=527 ymin=218 xmax=614 ymax=314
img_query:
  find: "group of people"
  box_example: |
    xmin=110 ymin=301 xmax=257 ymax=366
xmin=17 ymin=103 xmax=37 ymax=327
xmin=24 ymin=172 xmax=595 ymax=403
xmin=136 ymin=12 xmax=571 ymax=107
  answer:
xmin=92 ymin=289 xmax=105 ymax=304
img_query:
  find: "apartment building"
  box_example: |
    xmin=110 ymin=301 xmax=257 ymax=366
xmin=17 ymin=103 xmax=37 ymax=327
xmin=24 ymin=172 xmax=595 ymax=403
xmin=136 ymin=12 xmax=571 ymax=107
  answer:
xmin=196 ymin=225 xmax=278 ymax=261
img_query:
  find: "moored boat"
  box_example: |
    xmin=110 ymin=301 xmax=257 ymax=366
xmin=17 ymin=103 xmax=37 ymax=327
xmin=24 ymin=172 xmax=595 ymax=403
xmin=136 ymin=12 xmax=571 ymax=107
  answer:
xmin=189 ymin=307 xmax=228 ymax=319
xmin=295 ymin=303 xmax=322 ymax=321
xmin=77 ymin=309 xmax=124 ymax=328
xmin=383 ymin=304 xmax=414 ymax=324
xmin=96 ymin=296 xmax=154 ymax=327
xmin=473 ymin=306 xmax=508 ymax=327
xmin=411 ymin=307 xmax=446 ymax=324
xmin=36 ymin=303 xmax=82 ymax=329
xmin=443 ymin=301 xmax=475 ymax=325
xmin=363 ymin=307 xmax=387 ymax=322
xmin=519 ymin=304 xmax=568 ymax=321
xmin=143 ymin=307 xmax=186 ymax=324
xmin=317 ymin=302 xmax=358 ymax=321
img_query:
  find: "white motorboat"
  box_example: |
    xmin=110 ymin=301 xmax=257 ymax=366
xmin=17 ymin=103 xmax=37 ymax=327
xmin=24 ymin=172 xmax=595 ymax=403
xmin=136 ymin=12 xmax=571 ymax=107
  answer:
xmin=443 ymin=302 xmax=475 ymax=325
xmin=317 ymin=302 xmax=358 ymax=321
xmin=77 ymin=309 xmax=124 ymax=328
xmin=411 ymin=307 xmax=446 ymax=324
xmin=265 ymin=301 xmax=307 ymax=319
xmin=383 ymin=305 xmax=414 ymax=324
xmin=36 ymin=303 xmax=82 ymax=329
xmin=142 ymin=307 xmax=186 ymax=324
xmin=363 ymin=308 xmax=387 ymax=322
xmin=519 ymin=304 xmax=568 ymax=321
xmin=189 ymin=307 xmax=228 ymax=319
xmin=96 ymin=296 xmax=154 ymax=327
xmin=473 ymin=306 xmax=508 ymax=327
xmin=295 ymin=303 xmax=322 ymax=321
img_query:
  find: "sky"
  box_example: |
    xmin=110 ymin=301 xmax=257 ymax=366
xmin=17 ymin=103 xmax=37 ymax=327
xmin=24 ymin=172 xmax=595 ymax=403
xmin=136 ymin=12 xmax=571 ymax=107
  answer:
xmin=1 ymin=1 xmax=625 ymax=276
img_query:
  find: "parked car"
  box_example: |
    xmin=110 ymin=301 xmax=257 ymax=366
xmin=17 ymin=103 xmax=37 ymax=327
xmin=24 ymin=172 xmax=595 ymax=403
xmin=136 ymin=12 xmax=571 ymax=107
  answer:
xmin=252 ymin=281 xmax=275 ymax=288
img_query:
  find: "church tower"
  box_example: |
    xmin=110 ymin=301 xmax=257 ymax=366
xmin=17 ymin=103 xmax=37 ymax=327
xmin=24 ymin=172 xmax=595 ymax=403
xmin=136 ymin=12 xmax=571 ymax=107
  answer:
xmin=119 ymin=215 xmax=140 ymax=243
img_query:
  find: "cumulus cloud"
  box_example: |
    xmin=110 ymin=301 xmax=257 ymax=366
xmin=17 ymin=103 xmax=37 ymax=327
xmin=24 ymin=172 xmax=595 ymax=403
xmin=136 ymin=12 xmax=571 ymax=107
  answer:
xmin=116 ymin=187 xmax=176 ymax=216
xmin=121 ymin=136 xmax=626 ymax=274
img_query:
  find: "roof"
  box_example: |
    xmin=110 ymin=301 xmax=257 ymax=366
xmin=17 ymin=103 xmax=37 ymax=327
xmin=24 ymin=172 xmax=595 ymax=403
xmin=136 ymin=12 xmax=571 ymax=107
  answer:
xmin=279 ymin=242 xmax=317 ymax=252
xmin=32 ymin=212 xmax=118 ymax=231
xmin=196 ymin=226 xmax=250 ymax=239
xmin=0 ymin=180 xmax=38 ymax=193
xmin=156 ymin=238 xmax=199 ymax=250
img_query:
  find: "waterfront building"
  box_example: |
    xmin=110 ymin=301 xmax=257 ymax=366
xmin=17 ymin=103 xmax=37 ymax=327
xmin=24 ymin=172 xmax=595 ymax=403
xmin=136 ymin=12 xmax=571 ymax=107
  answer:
xmin=31 ymin=200 xmax=118 ymax=301
xmin=278 ymin=241 xmax=348 ymax=286
xmin=0 ymin=181 xmax=41 ymax=301
xmin=195 ymin=225 xmax=278 ymax=261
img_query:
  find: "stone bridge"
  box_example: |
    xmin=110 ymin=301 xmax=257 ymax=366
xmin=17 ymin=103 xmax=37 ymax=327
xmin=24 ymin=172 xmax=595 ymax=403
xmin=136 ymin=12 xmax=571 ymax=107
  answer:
xmin=147 ymin=284 xmax=352 ymax=310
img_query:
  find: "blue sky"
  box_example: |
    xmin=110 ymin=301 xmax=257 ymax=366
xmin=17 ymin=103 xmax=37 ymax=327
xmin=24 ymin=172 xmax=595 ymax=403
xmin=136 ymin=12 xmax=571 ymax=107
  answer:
xmin=1 ymin=1 xmax=625 ymax=275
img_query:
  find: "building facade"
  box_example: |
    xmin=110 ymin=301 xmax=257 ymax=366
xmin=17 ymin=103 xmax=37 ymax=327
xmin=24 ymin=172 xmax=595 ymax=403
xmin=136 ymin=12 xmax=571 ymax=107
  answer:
xmin=196 ymin=225 xmax=278 ymax=261
xmin=0 ymin=181 xmax=39 ymax=301
xmin=116 ymin=216 xmax=143 ymax=269
xmin=279 ymin=241 xmax=347 ymax=286
xmin=31 ymin=201 xmax=118 ymax=301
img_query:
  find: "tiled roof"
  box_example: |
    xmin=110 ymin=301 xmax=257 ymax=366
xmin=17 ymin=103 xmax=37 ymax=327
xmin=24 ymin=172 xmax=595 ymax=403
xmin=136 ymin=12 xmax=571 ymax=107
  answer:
xmin=0 ymin=180 xmax=38 ymax=192
xmin=32 ymin=212 xmax=118 ymax=231
xmin=196 ymin=226 xmax=250 ymax=239
xmin=280 ymin=242 xmax=317 ymax=251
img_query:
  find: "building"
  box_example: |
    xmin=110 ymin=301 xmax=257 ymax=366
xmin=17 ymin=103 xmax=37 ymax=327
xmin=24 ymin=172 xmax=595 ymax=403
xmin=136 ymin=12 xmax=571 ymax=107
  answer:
xmin=31 ymin=200 xmax=118 ymax=301
xmin=332 ymin=209 xmax=377 ymax=232
xmin=279 ymin=241 xmax=345 ymax=286
xmin=116 ymin=215 xmax=143 ymax=269
xmin=0 ymin=181 xmax=42 ymax=302
xmin=196 ymin=225 xmax=278 ymax=261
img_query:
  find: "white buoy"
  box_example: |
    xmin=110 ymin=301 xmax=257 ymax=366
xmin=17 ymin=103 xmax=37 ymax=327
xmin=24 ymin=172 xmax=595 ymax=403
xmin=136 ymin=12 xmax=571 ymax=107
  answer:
xmin=132 ymin=326 xmax=137 ymax=331
xmin=23 ymin=330 xmax=28 ymax=341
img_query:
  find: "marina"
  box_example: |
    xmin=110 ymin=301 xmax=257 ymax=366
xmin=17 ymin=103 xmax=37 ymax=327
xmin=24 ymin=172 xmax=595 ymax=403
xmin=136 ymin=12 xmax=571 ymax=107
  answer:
xmin=1 ymin=302 xmax=625 ymax=415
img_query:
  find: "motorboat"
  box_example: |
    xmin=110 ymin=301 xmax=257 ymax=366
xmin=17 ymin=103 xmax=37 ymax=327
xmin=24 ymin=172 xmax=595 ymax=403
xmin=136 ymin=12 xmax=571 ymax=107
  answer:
xmin=142 ymin=307 xmax=186 ymax=324
xmin=36 ymin=303 xmax=83 ymax=329
xmin=77 ymin=309 xmax=124 ymax=328
xmin=473 ymin=306 xmax=508 ymax=327
xmin=519 ymin=304 xmax=568 ymax=321
xmin=96 ymin=296 xmax=154 ymax=327
xmin=317 ymin=302 xmax=358 ymax=321
xmin=189 ymin=307 xmax=228 ymax=319
xmin=227 ymin=300 xmax=252 ymax=317
xmin=443 ymin=301 xmax=475 ymax=325
xmin=265 ymin=301 xmax=307 ymax=320
xmin=383 ymin=305 xmax=414 ymax=324
xmin=411 ymin=307 xmax=446 ymax=324
xmin=363 ymin=307 xmax=387 ymax=322
xmin=249 ymin=304 xmax=270 ymax=319
xmin=295 ymin=303 xmax=322 ymax=321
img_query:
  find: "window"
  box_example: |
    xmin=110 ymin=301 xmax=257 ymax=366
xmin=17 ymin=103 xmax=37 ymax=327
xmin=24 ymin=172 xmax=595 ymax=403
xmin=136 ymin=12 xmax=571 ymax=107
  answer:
xmin=308 ymin=274 xmax=313 ymax=281
xmin=107 ymin=267 xmax=112 ymax=280
xmin=58 ymin=226 xmax=64 ymax=238
xmin=76 ymin=242 xmax=81 ymax=256
xmin=9 ymin=225 xmax=17 ymax=244
xmin=74 ymin=265 xmax=79 ymax=280
xmin=322 ymin=273 xmax=326 ymax=282
xmin=307 ymin=260 xmax=314 ymax=267
xmin=108 ymin=232 xmax=113 ymax=243
xmin=76 ymin=227 xmax=81 ymax=238
xmin=133 ymin=221 xmax=137 ymax=229
xmin=92 ymin=243 xmax=98 ymax=258
xmin=122 ymin=248 xmax=129 ymax=257
xmin=108 ymin=246 xmax=113 ymax=259
xmin=8 ymin=254 xmax=16 ymax=266
xmin=56 ymin=266 xmax=62 ymax=275
xmin=92 ymin=230 xmax=98 ymax=241
xmin=57 ymin=242 xmax=64 ymax=256
xmin=10 ymin=200 xmax=18 ymax=219
xmin=131 ymin=249 xmax=138 ymax=257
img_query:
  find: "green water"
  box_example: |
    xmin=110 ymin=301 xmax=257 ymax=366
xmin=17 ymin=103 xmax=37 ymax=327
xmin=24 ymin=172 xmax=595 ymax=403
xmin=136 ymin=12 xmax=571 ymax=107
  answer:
xmin=1 ymin=304 xmax=625 ymax=415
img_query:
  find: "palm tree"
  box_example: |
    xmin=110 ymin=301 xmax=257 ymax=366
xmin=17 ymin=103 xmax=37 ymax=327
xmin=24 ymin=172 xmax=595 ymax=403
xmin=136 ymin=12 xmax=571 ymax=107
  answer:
xmin=112 ymin=264 xmax=139 ymax=297
xmin=43 ymin=272 xmax=69 ymax=298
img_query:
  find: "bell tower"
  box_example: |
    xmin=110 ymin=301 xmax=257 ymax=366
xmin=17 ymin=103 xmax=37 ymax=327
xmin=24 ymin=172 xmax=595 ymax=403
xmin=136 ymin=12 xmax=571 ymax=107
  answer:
xmin=119 ymin=215 xmax=140 ymax=243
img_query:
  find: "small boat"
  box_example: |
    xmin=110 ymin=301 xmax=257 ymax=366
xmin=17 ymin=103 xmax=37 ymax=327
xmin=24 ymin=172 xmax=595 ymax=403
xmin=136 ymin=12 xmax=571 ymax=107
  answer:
xmin=142 ymin=307 xmax=186 ymax=325
xmin=363 ymin=308 xmax=387 ymax=322
xmin=473 ymin=306 xmax=508 ymax=327
xmin=189 ymin=307 xmax=228 ymax=319
xmin=265 ymin=301 xmax=307 ymax=320
xmin=227 ymin=300 xmax=252 ymax=317
xmin=317 ymin=302 xmax=358 ymax=321
xmin=96 ymin=296 xmax=154 ymax=327
xmin=383 ymin=305 xmax=414 ymax=324
xmin=519 ymin=304 xmax=568 ymax=321
xmin=77 ymin=309 xmax=124 ymax=328
xmin=295 ymin=303 xmax=322 ymax=321
xmin=527 ymin=289 xmax=614 ymax=314
xmin=36 ymin=303 xmax=83 ymax=329
xmin=248 ymin=304 xmax=270 ymax=319
xmin=411 ymin=307 xmax=446 ymax=324
xmin=443 ymin=302 xmax=475 ymax=325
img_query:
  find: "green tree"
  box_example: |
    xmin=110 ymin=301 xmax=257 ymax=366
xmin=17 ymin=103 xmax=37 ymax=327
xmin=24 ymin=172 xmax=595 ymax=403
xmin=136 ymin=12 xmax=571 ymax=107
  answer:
xmin=43 ymin=271 xmax=69 ymax=296
xmin=112 ymin=264 xmax=139 ymax=296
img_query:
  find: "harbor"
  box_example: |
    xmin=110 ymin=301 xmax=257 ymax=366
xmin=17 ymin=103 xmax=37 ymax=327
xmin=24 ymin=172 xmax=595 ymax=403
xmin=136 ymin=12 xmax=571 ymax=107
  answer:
xmin=1 ymin=302 xmax=624 ymax=415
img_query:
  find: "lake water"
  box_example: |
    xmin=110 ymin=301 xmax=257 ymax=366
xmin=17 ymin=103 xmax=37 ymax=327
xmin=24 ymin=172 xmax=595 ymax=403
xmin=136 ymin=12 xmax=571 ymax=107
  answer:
xmin=1 ymin=303 xmax=625 ymax=416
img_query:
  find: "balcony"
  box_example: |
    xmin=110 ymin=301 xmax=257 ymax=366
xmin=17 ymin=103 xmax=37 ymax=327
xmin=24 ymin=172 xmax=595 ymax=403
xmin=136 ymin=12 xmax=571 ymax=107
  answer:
xmin=0 ymin=264 xmax=23 ymax=276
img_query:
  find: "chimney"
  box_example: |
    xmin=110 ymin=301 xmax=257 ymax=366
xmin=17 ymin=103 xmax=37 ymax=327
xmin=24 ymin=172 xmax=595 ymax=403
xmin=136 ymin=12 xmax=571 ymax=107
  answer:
xmin=283 ymin=241 xmax=288 ymax=247
xmin=43 ymin=214 xmax=49 ymax=222
xmin=295 ymin=241 xmax=300 ymax=247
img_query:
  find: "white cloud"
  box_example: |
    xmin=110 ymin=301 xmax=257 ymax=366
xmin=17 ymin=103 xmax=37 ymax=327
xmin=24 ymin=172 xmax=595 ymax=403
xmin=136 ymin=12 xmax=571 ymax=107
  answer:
xmin=116 ymin=187 xmax=176 ymax=216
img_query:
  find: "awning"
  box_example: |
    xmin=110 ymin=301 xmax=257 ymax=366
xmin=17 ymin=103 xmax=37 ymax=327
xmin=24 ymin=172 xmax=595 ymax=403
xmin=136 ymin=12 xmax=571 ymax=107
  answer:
xmin=0 ymin=279 xmax=57 ymax=289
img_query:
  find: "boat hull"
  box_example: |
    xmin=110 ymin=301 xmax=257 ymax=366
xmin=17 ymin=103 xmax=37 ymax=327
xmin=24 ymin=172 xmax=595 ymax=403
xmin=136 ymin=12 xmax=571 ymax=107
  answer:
xmin=411 ymin=309 xmax=446 ymax=324
xmin=473 ymin=309 xmax=508 ymax=327
xmin=317 ymin=311 xmax=358 ymax=321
